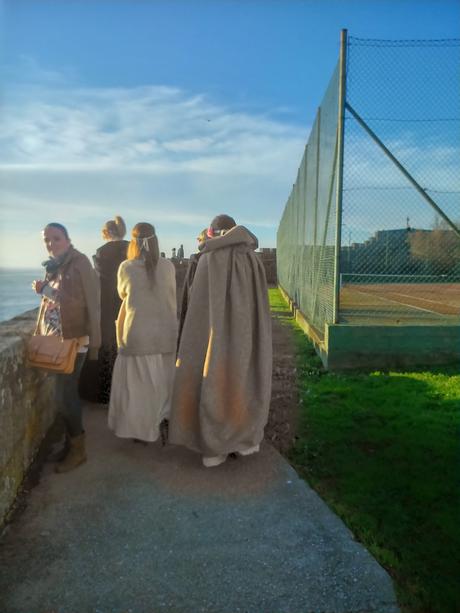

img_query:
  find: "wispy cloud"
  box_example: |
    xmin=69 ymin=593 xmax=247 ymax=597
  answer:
xmin=341 ymin=127 xmax=460 ymax=240
xmin=0 ymin=61 xmax=307 ymax=266
xmin=0 ymin=78 xmax=305 ymax=175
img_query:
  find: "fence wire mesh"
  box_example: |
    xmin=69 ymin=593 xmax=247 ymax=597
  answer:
xmin=342 ymin=37 xmax=460 ymax=325
xmin=277 ymin=63 xmax=339 ymax=338
xmin=277 ymin=35 xmax=460 ymax=338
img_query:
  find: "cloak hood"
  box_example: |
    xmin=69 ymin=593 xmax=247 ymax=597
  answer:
xmin=199 ymin=225 xmax=258 ymax=254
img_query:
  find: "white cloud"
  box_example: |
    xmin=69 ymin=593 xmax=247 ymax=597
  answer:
xmin=344 ymin=127 xmax=460 ymax=192
xmin=0 ymin=80 xmax=305 ymax=174
xmin=0 ymin=65 xmax=307 ymax=266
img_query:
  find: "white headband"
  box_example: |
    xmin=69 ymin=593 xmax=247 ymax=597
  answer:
xmin=137 ymin=234 xmax=155 ymax=252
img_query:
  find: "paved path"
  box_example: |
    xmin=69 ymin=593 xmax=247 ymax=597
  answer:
xmin=0 ymin=403 xmax=399 ymax=613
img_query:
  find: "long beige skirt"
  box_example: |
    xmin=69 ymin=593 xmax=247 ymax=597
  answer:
xmin=108 ymin=352 xmax=175 ymax=442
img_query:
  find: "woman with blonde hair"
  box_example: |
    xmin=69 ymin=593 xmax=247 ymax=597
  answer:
xmin=108 ymin=222 xmax=177 ymax=442
xmin=87 ymin=215 xmax=129 ymax=403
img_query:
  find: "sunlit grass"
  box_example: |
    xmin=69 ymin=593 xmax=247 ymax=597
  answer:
xmin=269 ymin=288 xmax=460 ymax=613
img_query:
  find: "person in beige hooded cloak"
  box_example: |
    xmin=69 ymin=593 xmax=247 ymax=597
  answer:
xmin=169 ymin=215 xmax=272 ymax=467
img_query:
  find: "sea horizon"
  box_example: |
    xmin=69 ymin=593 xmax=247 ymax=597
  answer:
xmin=0 ymin=269 xmax=43 ymax=323
xmin=0 ymin=266 xmax=45 ymax=270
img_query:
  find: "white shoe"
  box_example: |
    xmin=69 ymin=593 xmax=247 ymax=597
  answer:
xmin=202 ymin=454 xmax=227 ymax=468
xmin=238 ymin=444 xmax=260 ymax=456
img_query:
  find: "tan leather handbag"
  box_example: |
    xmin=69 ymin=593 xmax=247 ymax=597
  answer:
xmin=27 ymin=335 xmax=78 ymax=374
xmin=27 ymin=298 xmax=79 ymax=374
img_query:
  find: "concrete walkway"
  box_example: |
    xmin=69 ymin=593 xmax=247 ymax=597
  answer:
xmin=0 ymin=404 xmax=399 ymax=613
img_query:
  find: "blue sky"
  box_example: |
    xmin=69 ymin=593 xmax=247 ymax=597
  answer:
xmin=1 ymin=0 xmax=459 ymax=266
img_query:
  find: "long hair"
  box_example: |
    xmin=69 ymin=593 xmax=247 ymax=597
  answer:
xmin=197 ymin=228 xmax=208 ymax=243
xmin=102 ymin=215 xmax=126 ymax=240
xmin=127 ymin=222 xmax=160 ymax=286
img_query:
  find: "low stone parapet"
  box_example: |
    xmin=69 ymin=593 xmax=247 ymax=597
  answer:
xmin=256 ymin=249 xmax=277 ymax=285
xmin=0 ymin=310 xmax=57 ymax=527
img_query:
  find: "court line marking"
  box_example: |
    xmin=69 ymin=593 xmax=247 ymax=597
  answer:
xmin=387 ymin=291 xmax=457 ymax=308
xmin=350 ymin=289 xmax=451 ymax=317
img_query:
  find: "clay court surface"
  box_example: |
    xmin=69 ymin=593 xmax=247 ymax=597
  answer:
xmin=340 ymin=282 xmax=460 ymax=324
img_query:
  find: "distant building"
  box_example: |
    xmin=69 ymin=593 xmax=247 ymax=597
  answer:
xmin=340 ymin=227 xmax=459 ymax=277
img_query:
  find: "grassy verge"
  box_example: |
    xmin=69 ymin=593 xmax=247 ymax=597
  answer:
xmin=269 ymin=288 xmax=460 ymax=613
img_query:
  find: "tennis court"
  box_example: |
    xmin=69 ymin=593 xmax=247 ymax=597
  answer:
xmin=276 ymin=35 xmax=460 ymax=367
xmin=340 ymin=275 xmax=460 ymax=324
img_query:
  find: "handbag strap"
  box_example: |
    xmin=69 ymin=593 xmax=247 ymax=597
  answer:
xmin=34 ymin=299 xmax=46 ymax=336
xmin=33 ymin=278 xmax=54 ymax=337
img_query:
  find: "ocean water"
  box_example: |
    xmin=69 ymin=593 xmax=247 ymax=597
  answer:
xmin=0 ymin=269 xmax=43 ymax=323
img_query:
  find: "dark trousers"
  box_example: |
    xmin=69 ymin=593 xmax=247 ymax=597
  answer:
xmin=55 ymin=353 xmax=87 ymax=437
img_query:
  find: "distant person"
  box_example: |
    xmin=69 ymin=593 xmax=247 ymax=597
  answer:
xmin=85 ymin=216 xmax=128 ymax=403
xmin=160 ymin=251 xmax=166 ymax=258
xmin=32 ymin=223 xmax=100 ymax=472
xmin=171 ymin=247 xmax=177 ymax=259
xmin=177 ymin=244 xmax=184 ymax=259
xmin=178 ymin=228 xmax=207 ymax=344
xmin=170 ymin=214 xmax=272 ymax=467
xmin=108 ymin=223 xmax=177 ymax=443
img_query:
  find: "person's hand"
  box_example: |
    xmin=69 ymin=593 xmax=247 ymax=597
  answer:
xmin=32 ymin=280 xmax=44 ymax=294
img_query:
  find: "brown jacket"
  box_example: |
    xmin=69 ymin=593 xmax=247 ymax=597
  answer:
xmin=44 ymin=247 xmax=101 ymax=359
xmin=169 ymin=226 xmax=273 ymax=456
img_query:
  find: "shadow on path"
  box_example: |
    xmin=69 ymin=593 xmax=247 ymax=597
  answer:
xmin=0 ymin=315 xmax=400 ymax=613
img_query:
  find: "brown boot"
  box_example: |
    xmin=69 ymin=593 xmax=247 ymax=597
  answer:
xmin=47 ymin=435 xmax=70 ymax=463
xmin=55 ymin=433 xmax=87 ymax=473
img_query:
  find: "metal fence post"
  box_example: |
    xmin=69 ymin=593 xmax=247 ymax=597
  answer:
xmin=332 ymin=28 xmax=348 ymax=324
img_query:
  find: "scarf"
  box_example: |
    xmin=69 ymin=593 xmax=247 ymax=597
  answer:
xmin=41 ymin=247 xmax=73 ymax=278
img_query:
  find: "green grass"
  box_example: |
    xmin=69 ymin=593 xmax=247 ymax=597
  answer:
xmin=269 ymin=288 xmax=460 ymax=613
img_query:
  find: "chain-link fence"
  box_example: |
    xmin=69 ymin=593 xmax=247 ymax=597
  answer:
xmin=277 ymin=62 xmax=340 ymax=338
xmin=277 ymin=34 xmax=460 ymax=339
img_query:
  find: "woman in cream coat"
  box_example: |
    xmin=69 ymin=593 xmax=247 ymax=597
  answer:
xmin=108 ymin=222 xmax=177 ymax=442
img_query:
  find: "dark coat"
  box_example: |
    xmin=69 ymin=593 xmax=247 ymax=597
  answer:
xmin=178 ymin=252 xmax=201 ymax=347
xmin=93 ymin=240 xmax=129 ymax=347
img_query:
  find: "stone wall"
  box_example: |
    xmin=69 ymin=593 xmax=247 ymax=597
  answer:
xmin=0 ymin=310 xmax=57 ymax=526
xmin=257 ymin=248 xmax=277 ymax=285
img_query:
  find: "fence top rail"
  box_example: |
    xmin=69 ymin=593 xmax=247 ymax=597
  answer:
xmin=341 ymin=272 xmax=460 ymax=282
xmin=348 ymin=36 xmax=460 ymax=47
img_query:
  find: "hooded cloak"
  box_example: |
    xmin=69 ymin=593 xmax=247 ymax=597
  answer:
xmin=169 ymin=225 xmax=272 ymax=456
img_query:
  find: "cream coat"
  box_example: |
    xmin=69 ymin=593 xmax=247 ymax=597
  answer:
xmin=116 ymin=258 xmax=177 ymax=356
